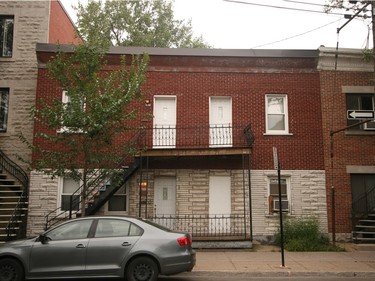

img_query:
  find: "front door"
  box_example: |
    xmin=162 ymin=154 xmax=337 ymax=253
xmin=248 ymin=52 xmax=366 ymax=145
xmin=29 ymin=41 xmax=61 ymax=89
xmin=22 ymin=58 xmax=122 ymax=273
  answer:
xmin=154 ymin=177 xmax=176 ymax=228
xmin=209 ymin=176 xmax=231 ymax=234
xmin=209 ymin=97 xmax=232 ymax=147
xmin=153 ymin=96 xmax=176 ymax=148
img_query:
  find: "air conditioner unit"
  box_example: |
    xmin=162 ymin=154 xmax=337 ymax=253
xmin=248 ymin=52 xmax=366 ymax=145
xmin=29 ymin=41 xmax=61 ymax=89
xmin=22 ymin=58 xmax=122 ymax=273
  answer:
xmin=273 ymin=199 xmax=289 ymax=212
xmin=364 ymin=121 xmax=375 ymax=131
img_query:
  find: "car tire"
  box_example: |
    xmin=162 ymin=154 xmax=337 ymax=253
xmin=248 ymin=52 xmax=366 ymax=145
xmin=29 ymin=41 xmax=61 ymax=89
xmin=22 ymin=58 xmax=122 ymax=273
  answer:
xmin=0 ymin=258 xmax=24 ymax=281
xmin=126 ymin=256 xmax=159 ymax=281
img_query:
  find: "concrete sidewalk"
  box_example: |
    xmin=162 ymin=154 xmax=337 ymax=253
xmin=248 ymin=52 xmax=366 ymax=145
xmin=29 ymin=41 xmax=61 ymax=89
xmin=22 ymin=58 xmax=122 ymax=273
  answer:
xmin=192 ymin=244 xmax=375 ymax=277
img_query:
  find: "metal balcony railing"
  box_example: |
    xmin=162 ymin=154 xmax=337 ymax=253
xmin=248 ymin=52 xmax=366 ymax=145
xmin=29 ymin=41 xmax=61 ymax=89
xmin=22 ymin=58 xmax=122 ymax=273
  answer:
xmin=148 ymin=214 xmax=249 ymax=239
xmin=141 ymin=124 xmax=253 ymax=149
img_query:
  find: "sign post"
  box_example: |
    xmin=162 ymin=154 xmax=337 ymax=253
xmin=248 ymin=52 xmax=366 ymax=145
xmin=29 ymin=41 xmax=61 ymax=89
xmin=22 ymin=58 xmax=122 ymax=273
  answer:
xmin=273 ymin=147 xmax=285 ymax=268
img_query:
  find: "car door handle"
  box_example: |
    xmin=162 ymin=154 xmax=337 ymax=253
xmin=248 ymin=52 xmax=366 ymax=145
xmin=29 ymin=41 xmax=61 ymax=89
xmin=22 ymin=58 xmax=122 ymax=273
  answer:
xmin=122 ymin=242 xmax=132 ymax=247
xmin=76 ymin=244 xmax=86 ymax=248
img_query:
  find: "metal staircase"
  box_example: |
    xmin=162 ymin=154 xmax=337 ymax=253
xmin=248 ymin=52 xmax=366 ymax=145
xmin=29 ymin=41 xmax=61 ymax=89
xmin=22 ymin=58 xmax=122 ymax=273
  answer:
xmin=353 ymin=213 xmax=375 ymax=244
xmin=352 ymin=184 xmax=375 ymax=244
xmin=86 ymin=159 xmax=140 ymax=215
xmin=0 ymin=150 xmax=29 ymax=243
xmin=44 ymin=156 xmax=141 ymax=230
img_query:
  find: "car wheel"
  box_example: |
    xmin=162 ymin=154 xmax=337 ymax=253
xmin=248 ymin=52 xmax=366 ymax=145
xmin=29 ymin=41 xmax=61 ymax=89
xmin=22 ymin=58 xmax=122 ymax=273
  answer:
xmin=126 ymin=256 xmax=159 ymax=281
xmin=0 ymin=258 xmax=24 ymax=281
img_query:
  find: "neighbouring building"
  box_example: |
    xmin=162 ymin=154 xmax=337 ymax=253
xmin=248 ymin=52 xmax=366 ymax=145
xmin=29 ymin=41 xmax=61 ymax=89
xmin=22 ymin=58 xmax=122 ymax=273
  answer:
xmin=318 ymin=47 xmax=375 ymax=243
xmin=0 ymin=0 xmax=80 ymax=242
xmin=30 ymin=44 xmax=328 ymax=245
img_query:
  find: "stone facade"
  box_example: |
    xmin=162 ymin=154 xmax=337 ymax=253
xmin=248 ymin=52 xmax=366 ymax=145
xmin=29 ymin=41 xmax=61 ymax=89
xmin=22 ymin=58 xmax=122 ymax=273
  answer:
xmin=0 ymin=0 xmax=79 ymax=168
xmin=28 ymin=168 xmax=327 ymax=242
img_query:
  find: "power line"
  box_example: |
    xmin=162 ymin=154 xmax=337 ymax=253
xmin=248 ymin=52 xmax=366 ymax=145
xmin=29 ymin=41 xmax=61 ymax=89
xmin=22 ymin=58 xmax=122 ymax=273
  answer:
xmin=283 ymin=0 xmax=327 ymax=8
xmin=250 ymin=18 xmax=342 ymax=48
xmin=223 ymin=0 xmax=346 ymax=16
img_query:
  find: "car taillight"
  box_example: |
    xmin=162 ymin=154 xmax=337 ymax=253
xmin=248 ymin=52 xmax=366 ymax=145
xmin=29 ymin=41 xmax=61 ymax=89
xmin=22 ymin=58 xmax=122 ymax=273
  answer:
xmin=177 ymin=236 xmax=192 ymax=246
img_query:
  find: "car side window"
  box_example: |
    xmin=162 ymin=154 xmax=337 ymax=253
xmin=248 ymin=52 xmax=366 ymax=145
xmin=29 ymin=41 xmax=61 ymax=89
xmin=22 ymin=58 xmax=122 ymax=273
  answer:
xmin=46 ymin=219 xmax=93 ymax=241
xmin=95 ymin=219 xmax=143 ymax=238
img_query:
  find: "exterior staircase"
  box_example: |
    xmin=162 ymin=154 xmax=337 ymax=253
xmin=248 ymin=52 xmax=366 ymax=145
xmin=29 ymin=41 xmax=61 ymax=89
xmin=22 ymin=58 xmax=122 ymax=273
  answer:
xmin=352 ymin=213 xmax=375 ymax=244
xmin=0 ymin=171 xmax=28 ymax=243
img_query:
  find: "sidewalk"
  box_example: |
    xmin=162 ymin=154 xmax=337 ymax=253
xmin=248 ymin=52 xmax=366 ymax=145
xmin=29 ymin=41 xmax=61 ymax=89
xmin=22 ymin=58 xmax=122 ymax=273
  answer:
xmin=192 ymin=244 xmax=375 ymax=277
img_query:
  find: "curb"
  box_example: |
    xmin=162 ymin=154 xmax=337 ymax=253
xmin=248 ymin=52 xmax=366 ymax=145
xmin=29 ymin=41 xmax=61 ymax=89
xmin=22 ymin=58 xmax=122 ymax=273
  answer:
xmin=189 ymin=270 xmax=375 ymax=278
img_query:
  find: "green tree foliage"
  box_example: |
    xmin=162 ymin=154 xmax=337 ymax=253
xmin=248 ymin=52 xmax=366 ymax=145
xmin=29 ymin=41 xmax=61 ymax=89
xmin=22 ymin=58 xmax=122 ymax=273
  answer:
xmin=24 ymin=42 xmax=149 ymax=214
xmin=75 ymin=0 xmax=210 ymax=48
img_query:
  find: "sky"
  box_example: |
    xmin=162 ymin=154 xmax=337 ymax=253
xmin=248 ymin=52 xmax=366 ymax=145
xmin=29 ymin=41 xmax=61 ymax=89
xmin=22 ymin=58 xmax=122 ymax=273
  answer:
xmin=60 ymin=0 xmax=373 ymax=50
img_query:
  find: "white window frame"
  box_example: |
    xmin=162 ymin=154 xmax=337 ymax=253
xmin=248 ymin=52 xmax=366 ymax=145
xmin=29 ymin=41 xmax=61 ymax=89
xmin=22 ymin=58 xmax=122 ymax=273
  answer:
xmin=267 ymin=177 xmax=291 ymax=214
xmin=58 ymin=90 xmax=85 ymax=133
xmin=0 ymin=16 xmax=14 ymax=58
xmin=0 ymin=88 xmax=9 ymax=132
xmin=265 ymin=94 xmax=289 ymax=135
xmin=57 ymin=176 xmax=81 ymax=214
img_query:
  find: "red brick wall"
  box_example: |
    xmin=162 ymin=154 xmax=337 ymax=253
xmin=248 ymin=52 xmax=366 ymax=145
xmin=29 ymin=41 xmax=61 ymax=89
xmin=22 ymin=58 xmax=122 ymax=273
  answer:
xmin=49 ymin=1 xmax=82 ymax=44
xmin=320 ymin=70 xmax=375 ymax=234
xmin=34 ymin=55 xmax=324 ymax=172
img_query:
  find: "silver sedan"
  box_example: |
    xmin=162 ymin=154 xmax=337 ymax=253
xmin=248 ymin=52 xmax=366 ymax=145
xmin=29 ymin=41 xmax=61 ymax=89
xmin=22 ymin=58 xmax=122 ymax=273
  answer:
xmin=0 ymin=216 xmax=196 ymax=281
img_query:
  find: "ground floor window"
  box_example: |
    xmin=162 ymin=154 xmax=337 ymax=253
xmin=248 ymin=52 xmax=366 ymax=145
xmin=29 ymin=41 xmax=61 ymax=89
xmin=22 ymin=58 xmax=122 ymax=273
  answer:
xmin=0 ymin=88 xmax=9 ymax=132
xmin=108 ymin=184 xmax=128 ymax=212
xmin=268 ymin=178 xmax=289 ymax=213
xmin=59 ymin=177 xmax=80 ymax=212
xmin=351 ymin=174 xmax=375 ymax=215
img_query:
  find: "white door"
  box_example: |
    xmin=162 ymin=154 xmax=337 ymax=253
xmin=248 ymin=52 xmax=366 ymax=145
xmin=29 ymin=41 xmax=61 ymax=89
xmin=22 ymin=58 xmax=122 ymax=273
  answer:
xmin=153 ymin=96 xmax=176 ymax=148
xmin=209 ymin=176 xmax=231 ymax=234
xmin=154 ymin=177 xmax=176 ymax=228
xmin=209 ymin=97 xmax=232 ymax=147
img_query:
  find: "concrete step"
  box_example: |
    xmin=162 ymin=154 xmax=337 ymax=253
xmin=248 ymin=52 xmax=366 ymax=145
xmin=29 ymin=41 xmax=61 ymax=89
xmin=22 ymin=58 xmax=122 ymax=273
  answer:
xmin=353 ymin=243 xmax=375 ymax=251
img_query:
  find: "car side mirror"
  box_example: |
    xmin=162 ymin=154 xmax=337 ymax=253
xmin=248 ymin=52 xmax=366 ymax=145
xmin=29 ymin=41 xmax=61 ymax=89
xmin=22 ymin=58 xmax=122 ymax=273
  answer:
xmin=38 ymin=234 xmax=50 ymax=244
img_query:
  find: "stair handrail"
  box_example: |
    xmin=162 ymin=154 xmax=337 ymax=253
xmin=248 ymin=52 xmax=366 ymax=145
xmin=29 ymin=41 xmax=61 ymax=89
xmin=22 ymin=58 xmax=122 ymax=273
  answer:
xmin=0 ymin=150 xmax=29 ymax=240
xmin=0 ymin=150 xmax=29 ymax=195
xmin=352 ymin=184 xmax=375 ymax=227
xmin=44 ymin=128 xmax=145 ymax=230
xmin=6 ymin=192 xmax=28 ymax=241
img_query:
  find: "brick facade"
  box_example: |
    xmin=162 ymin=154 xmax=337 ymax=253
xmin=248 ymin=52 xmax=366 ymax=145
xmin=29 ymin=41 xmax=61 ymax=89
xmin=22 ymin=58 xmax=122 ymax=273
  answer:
xmin=319 ymin=47 xmax=375 ymax=240
xmin=28 ymin=46 xmax=328 ymax=241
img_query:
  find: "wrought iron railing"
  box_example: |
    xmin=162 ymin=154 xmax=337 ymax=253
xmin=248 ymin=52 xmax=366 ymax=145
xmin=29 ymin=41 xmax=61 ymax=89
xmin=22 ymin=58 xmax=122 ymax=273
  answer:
xmin=0 ymin=150 xmax=29 ymax=241
xmin=148 ymin=214 xmax=249 ymax=239
xmin=142 ymin=124 xmax=252 ymax=149
xmin=352 ymin=184 xmax=375 ymax=227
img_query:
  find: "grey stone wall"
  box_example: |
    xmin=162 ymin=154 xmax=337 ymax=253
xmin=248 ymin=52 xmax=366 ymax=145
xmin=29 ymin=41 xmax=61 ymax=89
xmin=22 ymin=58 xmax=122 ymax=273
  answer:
xmin=0 ymin=1 xmax=50 ymax=168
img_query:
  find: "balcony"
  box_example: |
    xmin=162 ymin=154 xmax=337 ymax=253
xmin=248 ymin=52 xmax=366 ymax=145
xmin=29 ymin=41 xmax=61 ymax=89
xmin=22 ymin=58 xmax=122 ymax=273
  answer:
xmin=139 ymin=124 xmax=254 ymax=157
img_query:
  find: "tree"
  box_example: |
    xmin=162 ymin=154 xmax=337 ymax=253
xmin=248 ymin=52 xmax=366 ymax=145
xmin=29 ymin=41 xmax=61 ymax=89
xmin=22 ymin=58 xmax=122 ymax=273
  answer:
xmin=25 ymin=42 xmax=149 ymax=216
xmin=75 ymin=0 xmax=210 ymax=48
xmin=324 ymin=0 xmax=373 ymax=60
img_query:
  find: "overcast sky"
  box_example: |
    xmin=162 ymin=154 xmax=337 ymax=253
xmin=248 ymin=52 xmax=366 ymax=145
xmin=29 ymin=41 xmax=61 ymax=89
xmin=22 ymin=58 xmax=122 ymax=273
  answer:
xmin=61 ymin=0 xmax=373 ymax=50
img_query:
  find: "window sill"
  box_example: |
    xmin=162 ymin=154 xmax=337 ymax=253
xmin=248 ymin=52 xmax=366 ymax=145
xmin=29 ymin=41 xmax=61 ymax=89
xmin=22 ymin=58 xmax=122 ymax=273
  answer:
xmin=263 ymin=133 xmax=293 ymax=136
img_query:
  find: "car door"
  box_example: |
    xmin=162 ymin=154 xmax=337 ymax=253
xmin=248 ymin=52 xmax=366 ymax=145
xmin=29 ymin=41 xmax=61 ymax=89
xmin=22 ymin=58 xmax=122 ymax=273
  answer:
xmin=28 ymin=219 xmax=93 ymax=279
xmin=85 ymin=218 xmax=142 ymax=276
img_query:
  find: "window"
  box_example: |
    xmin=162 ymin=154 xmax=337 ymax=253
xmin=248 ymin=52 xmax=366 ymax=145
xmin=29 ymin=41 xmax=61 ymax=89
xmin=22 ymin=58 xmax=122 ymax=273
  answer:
xmin=347 ymin=93 xmax=375 ymax=131
xmin=0 ymin=88 xmax=9 ymax=132
xmin=95 ymin=219 xmax=143 ymax=238
xmin=265 ymin=95 xmax=289 ymax=134
xmin=59 ymin=90 xmax=85 ymax=133
xmin=46 ymin=219 xmax=93 ymax=241
xmin=108 ymin=184 xmax=128 ymax=212
xmin=0 ymin=16 xmax=14 ymax=57
xmin=268 ymin=178 xmax=289 ymax=213
xmin=60 ymin=177 xmax=80 ymax=212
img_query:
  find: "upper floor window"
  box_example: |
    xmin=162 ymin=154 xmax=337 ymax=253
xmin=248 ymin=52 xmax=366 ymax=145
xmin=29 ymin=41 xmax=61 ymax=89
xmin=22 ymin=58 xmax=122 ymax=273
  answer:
xmin=0 ymin=88 xmax=9 ymax=132
xmin=0 ymin=16 xmax=14 ymax=57
xmin=265 ymin=94 xmax=289 ymax=134
xmin=346 ymin=93 xmax=375 ymax=131
xmin=59 ymin=90 xmax=86 ymax=133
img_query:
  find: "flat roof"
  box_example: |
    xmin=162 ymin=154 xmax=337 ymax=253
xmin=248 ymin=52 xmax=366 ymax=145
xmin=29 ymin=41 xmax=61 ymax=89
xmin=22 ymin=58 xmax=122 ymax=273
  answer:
xmin=36 ymin=43 xmax=319 ymax=58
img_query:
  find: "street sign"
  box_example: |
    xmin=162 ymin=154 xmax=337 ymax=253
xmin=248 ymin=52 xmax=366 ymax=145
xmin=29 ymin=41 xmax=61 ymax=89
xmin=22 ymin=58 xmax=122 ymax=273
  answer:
xmin=273 ymin=147 xmax=279 ymax=170
xmin=347 ymin=110 xmax=375 ymax=119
